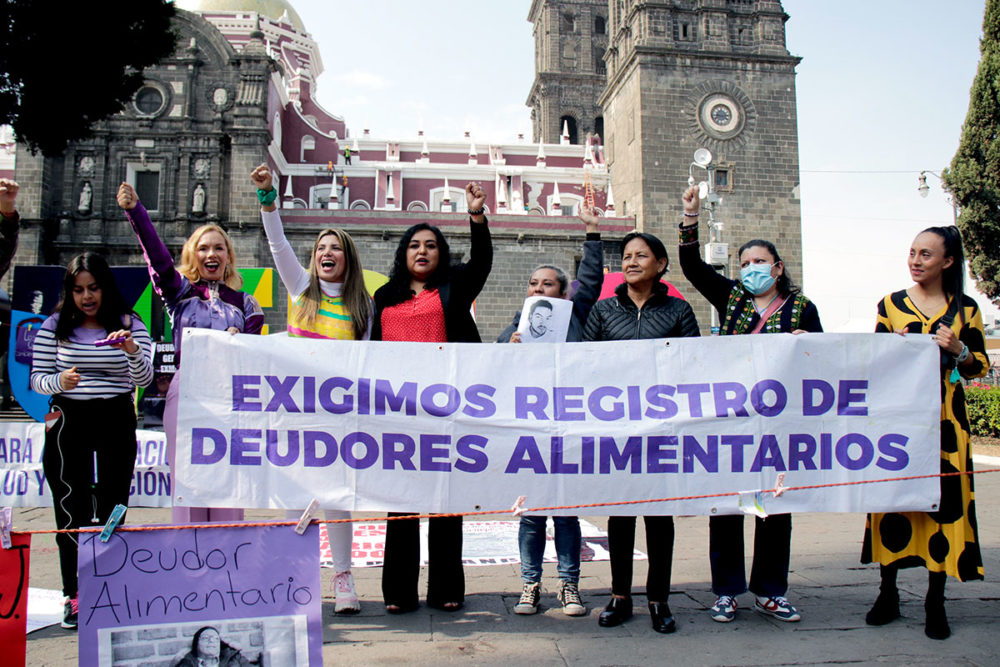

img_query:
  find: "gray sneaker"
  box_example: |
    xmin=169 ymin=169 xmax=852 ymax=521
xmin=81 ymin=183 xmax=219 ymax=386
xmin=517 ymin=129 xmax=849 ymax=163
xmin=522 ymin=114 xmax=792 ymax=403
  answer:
xmin=514 ymin=582 xmax=541 ymax=614
xmin=558 ymin=581 xmax=586 ymax=616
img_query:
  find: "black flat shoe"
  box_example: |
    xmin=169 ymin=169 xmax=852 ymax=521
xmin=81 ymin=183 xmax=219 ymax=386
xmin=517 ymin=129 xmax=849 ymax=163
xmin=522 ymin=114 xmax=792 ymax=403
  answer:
xmin=598 ymin=596 xmax=632 ymax=627
xmin=649 ymin=602 xmax=676 ymax=634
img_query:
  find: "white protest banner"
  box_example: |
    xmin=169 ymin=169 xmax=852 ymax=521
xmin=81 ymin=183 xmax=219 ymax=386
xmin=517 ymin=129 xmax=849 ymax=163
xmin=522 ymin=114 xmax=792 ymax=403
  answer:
xmin=176 ymin=329 xmax=942 ymax=516
xmin=0 ymin=424 xmax=172 ymax=508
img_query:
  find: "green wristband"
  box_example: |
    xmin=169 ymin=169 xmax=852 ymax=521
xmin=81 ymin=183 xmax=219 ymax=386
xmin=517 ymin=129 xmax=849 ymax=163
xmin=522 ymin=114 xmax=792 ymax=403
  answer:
xmin=257 ymin=188 xmax=278 ymax=205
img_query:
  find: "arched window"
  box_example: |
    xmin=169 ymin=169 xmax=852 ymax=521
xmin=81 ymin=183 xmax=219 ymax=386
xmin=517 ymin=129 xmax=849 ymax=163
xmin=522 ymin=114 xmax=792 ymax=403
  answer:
xmin=300 ymin=135 xmax=315 ymax=162
xmin=272 ymin=112 xmax=282 ymax=146
xmin=559 ymin=115 xmax=579 ymax=144
xmin=595 ymin=16 xmax=606 ymax=34
xmin=310 ymin=184 xmax=332 ymax=208
xmin=407 ymin=201 xmax=428 ymax=212
xmin=594 ymin=117 xmax=604 ymax=141
xmin=430 ymin=186 xmax=467 ymax=212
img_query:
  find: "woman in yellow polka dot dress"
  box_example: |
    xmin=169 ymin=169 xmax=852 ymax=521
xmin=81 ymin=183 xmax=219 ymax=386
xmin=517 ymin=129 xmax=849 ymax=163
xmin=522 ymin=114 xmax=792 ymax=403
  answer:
xmin=861 ymin=226 xmax=989 ymax=640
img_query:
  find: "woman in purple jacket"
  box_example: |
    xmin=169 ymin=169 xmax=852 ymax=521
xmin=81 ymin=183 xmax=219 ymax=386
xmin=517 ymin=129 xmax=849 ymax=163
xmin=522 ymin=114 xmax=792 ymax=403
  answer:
xmin=117 ymin=182 xmax=264 ymax=523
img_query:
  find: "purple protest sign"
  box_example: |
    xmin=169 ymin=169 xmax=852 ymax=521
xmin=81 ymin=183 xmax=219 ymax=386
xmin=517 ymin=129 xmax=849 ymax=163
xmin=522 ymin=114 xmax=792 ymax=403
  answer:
xmin=78 ymin=524 xmax=321 ymax=666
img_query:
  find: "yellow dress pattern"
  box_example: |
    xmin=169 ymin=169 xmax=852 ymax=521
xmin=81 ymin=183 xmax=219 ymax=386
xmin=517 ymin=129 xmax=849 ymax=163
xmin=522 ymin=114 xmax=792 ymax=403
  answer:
xmin=862 ymin=290 xmax=989 ymax=581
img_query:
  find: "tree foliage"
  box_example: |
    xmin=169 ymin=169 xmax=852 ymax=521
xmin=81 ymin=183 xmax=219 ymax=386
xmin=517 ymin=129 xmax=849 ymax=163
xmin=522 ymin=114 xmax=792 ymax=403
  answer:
xmin=0 ymin=0 xmax=177 ymax=156
xmin=944 ymin=0 xmax=1000 ymax=302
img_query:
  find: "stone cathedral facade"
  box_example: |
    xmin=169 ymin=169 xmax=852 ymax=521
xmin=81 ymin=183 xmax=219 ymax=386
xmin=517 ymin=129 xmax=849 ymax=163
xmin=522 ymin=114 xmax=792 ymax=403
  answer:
xmin=531 ymin=0 xmax=803 ymax=329
xmin=11 ymin=0 xmax=802 ymax=338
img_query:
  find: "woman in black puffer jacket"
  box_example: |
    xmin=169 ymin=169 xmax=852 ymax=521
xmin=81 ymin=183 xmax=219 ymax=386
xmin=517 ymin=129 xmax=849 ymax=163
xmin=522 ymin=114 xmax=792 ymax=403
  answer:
xmin=583 ymin=230 xmax=700 ymax=635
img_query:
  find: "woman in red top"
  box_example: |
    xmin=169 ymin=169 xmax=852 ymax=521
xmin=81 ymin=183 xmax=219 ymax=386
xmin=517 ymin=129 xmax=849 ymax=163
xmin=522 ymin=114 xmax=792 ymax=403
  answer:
xmin=372 ymin=183 xmax=492 ymax=613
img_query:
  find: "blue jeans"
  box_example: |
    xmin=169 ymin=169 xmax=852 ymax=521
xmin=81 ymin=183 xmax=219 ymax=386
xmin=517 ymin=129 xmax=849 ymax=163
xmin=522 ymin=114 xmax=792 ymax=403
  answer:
xmin=518 ymin=515 xmax=581 ymax=584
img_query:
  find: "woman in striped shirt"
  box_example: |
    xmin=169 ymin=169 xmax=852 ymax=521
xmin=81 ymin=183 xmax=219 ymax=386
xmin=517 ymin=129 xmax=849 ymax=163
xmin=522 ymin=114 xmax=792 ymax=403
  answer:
xmin=251 ymin=164 xmax=372 ymax=614
xmin=31 ymin=252 xmax=153 ymax=629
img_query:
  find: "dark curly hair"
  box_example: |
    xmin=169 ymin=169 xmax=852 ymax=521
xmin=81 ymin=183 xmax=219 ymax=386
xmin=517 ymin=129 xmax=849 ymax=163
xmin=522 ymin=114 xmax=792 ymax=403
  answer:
xmin=379 ymin=223 xmax=452 ymax=307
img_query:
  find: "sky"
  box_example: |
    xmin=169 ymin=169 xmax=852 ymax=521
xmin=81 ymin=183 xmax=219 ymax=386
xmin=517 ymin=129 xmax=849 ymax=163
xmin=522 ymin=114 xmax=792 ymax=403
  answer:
xmin=290 ymin=0 xmax=994 ymax=332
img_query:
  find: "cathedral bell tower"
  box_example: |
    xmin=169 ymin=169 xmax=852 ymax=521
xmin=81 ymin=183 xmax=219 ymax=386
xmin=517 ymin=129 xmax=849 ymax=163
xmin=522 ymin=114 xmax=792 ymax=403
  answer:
xmin=598 ymin=0 xmax=803 ymax=329
xmin=526 ymin=0 xmax=609 ymax=144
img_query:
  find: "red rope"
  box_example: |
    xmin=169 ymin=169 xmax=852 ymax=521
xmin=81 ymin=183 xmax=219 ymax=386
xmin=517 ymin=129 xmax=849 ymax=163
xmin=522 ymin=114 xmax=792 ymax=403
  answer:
xmin=13 ymin=467 xmax=998 ymax=536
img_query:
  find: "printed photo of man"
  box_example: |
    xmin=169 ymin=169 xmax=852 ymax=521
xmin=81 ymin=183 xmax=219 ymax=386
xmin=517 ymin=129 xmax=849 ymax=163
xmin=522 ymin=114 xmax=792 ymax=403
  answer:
xmin=527 ymin=299 xmax=554 ymax=339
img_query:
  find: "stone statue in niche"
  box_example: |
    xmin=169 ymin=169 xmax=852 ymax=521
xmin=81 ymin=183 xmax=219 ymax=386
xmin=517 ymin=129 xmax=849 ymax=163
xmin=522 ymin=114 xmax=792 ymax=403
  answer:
xmin=194 ymin=158 xmax=211 ymax=179
xmin=77 ymin=182 xmax=92 ymax=214
xmin=192 ymin=183 xmax=206 ymax=214
xmin=78 ymin=156 xmax=95 ymax=176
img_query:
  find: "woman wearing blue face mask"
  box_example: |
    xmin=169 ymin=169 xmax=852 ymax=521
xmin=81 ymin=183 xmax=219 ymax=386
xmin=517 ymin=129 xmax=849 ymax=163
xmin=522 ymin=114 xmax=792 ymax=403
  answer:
xmin=678 ymin=184 xmax=822 ymax=626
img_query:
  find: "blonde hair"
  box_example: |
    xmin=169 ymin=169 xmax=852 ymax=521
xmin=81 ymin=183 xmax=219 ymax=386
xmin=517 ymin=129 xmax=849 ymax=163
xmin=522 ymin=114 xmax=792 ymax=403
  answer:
xmin=178 ymin=224 xmax=243 ymax=289
xmin=294 ymin=228 xmax=371 ymax=338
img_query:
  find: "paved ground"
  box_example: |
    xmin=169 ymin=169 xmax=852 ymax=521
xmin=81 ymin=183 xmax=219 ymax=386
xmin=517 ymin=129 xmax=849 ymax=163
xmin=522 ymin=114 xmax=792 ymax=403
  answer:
xmin=19 ymin=460 xmax=1000 ymax=666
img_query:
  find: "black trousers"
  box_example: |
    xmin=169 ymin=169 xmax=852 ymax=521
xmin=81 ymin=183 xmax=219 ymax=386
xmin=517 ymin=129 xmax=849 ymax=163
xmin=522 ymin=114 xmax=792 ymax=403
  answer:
xmin=42 ymin=394 xmax=136 ymax=598
xmin=709 ymin=513 xmax=792 ymax=597
xmin=608 ymin=515 xmax=674 ymax=602
xmin=381 ymin=513 xmax=464 ymax=608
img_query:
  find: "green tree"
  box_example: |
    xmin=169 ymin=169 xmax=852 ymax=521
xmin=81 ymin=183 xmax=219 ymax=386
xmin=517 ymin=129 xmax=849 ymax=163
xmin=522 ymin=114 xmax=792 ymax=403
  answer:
xmin=944 ymin=0 xmax=1000 ymax=301
xmin=0 ymin=0 xmax=177 ymax=156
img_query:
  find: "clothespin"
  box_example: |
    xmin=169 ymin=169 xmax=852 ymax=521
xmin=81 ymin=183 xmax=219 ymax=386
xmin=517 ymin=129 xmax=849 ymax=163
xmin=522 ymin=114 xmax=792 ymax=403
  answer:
xmin=773 ymin=472 xmax=787 ymax=498
xmin=295 ymin=499 xmax=321 ymax=535
xmin=0 ymin=507 xmax=12 ymax=549
xmin=100 ymin=504 xmax=128 ymax=542
xmin=510 ymin=495 xmax=527 ymax=517
xmin=737 ymin=490 xmax=768 ymax=518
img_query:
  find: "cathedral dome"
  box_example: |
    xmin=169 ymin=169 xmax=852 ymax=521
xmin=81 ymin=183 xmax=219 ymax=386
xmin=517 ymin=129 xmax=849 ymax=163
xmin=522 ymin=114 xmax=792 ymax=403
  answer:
xmin=174 ymin=0 xmax=306 ymax=33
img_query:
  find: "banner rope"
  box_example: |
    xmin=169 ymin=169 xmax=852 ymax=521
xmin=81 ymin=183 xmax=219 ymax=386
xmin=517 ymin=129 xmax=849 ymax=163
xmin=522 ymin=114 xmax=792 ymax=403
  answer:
xmin=11 ymin=467 xmax=999 ymax=536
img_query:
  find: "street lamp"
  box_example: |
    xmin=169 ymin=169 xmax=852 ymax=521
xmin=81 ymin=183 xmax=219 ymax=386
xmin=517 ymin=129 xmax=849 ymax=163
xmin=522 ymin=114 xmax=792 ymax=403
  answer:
xmin=918 ymin=170 xmax=958 ymax=225
xmin=689 ymin=148 xmax=726 ymax=334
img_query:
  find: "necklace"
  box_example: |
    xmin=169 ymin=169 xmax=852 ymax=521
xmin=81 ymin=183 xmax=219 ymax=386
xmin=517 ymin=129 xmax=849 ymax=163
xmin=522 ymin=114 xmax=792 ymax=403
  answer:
xmin=753 ymin=293 xmax=780 ymax=315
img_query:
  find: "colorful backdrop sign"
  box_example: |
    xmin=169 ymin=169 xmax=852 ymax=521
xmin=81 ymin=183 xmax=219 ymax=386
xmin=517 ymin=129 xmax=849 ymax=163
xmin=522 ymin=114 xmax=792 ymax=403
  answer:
xmin=78 ymin=524 xmax=322 ymax=666
xmin=175 ymin=330 xmax=942 ymax=516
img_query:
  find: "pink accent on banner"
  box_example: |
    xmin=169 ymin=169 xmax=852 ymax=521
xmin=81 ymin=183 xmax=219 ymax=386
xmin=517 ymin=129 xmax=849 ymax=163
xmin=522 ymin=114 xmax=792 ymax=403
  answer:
xmin=318 ymin=523 xmax=334 ymax=568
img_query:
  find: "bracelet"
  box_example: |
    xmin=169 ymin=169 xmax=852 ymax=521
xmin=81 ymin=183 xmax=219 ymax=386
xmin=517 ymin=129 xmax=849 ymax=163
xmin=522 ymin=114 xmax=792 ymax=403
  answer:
xmin=467 ymin=206 xmax=485 ymax=216
xmin=683 ymin=211 xmax=700 ymax=218
xmin=956 ymin=344 xmax=970 ymax=363
xmin=257 ymin=188 xmax=278 ymax=205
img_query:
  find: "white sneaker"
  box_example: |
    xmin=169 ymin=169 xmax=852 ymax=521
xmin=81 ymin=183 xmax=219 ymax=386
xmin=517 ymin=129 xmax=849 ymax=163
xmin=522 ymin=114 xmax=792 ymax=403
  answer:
xmin=333 ymin=571 xmax=360 ymax=614
xmin=709 ymin=595 xmax=737 ymax=622
xmin=754 ymin=595 xmax=800 ymax=622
